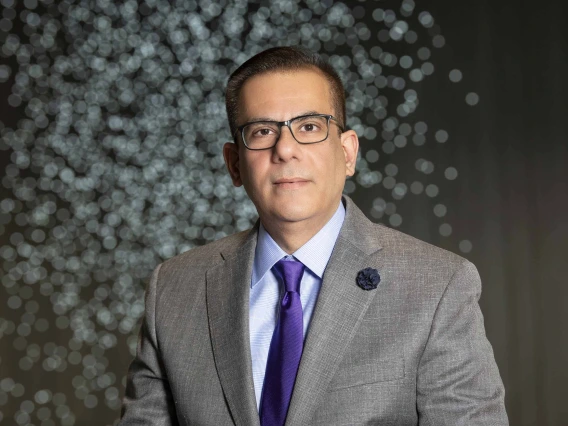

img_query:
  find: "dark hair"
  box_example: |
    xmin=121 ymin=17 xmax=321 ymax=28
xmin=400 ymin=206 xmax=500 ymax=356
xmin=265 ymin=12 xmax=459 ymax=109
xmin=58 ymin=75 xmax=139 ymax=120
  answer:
xmin=225 ymin=46 xmax=346 ymax=141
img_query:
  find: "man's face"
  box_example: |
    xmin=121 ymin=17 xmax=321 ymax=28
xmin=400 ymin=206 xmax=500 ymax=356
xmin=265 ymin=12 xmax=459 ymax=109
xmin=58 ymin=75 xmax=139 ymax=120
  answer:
xmin=223 ymin=69 xmax=358 ymax=232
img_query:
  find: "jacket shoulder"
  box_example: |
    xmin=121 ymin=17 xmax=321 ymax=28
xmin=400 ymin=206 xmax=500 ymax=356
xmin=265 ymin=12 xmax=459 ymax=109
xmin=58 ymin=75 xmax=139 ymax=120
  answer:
xmin=159 ymin=228 xmax=253 ymax=275
xmin=373 ymin=222 xmax=472 ymax=272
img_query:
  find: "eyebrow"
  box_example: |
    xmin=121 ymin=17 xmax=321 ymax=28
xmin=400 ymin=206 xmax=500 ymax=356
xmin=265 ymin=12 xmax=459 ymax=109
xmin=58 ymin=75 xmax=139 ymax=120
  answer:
xmin=244 ymin=110 xmax=323 ymax=123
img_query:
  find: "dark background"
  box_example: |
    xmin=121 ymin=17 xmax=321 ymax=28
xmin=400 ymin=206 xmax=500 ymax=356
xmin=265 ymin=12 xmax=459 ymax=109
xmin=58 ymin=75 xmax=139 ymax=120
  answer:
xmin=422 ymin=2 xmax=568 ymax=424
xmin=0 ymin=0 xmax=567 ymax=425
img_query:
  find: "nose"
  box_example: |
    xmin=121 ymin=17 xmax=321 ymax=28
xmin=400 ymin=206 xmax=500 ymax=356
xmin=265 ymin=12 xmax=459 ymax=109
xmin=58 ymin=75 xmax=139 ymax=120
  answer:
xmin=272 ymin=125 xmax=300 ymax=162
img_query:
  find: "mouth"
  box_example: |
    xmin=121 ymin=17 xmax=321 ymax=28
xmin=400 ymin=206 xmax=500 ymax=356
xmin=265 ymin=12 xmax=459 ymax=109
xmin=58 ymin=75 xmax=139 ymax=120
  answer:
xmin=273 ymin=177 xmax=310 ymax=189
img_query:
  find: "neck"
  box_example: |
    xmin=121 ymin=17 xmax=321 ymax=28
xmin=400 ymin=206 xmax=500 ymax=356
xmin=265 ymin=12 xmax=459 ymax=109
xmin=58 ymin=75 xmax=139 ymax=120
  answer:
xmin=260 ymin=204 xmax=340 ymax=254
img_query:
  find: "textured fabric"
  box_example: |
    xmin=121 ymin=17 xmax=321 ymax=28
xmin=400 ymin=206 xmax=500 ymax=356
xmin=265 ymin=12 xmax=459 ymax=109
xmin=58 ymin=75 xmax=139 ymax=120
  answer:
xmin=260 ymin=259 xmax=305 ymax=426
xmin=250 ymin=202 xmax=345 ymax=408
xmin=119 ymin=196 xmax=509 ymax=426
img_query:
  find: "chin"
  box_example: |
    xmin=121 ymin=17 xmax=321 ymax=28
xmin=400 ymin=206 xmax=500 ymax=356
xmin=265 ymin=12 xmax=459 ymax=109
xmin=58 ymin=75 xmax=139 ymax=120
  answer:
xmin=269 ymin=203 xmax=313 ymax=223
xmin=249 ymin=193 xmax=303 ymax=222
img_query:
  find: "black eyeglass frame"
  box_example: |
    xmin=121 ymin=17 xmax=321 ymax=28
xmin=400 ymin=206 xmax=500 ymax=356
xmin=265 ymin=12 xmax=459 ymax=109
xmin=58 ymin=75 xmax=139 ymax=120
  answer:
xmin=235 ymin=113 xmax=345 ymax=151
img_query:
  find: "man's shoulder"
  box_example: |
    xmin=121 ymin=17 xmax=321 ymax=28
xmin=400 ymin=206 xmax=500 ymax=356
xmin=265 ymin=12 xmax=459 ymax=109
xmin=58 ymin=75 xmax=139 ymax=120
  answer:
xmin=159 ymin=228 xmax=253 ymax=273
xmin=369 ymin=221 xmax=471 ymax=272
xmin=361 ymin=222 xmax=482 ymax=304
xmin=345 ymin=196 xmax=468 ymax=272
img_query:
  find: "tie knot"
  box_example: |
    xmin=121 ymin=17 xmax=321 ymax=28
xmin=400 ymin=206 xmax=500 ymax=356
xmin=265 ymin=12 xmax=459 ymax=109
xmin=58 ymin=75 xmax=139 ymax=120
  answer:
xmin=273 ymin=258 xmax=305 ymax=293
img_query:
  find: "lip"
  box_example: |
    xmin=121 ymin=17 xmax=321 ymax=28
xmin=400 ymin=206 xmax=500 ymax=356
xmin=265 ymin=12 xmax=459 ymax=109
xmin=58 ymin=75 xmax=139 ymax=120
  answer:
xmin=273 ymin=177 xmax=310 ymax=189
xmin=274 ymin=177 xmax=309 ymax=184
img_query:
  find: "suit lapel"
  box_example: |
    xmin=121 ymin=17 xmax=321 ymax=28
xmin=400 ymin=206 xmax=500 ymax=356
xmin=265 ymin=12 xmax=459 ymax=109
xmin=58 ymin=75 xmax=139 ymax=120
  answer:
xmin=206 ymin=228 xmax=261 ymax=426
xmin=285 ymin=198 xmax=385 ymax=425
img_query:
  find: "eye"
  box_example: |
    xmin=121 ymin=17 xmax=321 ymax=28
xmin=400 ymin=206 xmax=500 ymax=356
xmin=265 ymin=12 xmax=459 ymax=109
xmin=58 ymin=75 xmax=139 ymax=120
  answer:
xmin=252 ymin=127 xmax=276 ymax=137
xmin=300 ymin=123 xmax=319 ymax=132
xmin=244 ymin=122 xmax=278 ymax=139
xmin=294 ymin=116 xmax=327 ymax=133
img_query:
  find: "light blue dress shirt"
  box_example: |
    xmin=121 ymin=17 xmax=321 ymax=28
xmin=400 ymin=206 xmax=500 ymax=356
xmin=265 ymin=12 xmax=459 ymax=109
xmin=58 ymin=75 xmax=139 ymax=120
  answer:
xmin=249 ymin=201 xmax=346 ymax=409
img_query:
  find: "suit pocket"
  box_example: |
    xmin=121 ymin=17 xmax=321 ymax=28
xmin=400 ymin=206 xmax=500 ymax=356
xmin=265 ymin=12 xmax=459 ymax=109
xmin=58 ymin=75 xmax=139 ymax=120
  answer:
xmin=329 ymin=358 xmax=405 ymax=391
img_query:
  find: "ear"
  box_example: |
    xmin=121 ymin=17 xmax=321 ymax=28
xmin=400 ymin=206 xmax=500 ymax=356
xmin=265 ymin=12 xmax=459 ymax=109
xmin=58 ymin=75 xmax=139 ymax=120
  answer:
xmin=340 ymin=129 xmax=359 ymax=177
xmin=223 ymin=142 xmax=243 ymax=187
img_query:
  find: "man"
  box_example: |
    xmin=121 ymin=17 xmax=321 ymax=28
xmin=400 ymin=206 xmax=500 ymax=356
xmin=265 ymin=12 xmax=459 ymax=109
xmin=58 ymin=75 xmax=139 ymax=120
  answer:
xmin=120 ymin=47 xmax=508 ymax=425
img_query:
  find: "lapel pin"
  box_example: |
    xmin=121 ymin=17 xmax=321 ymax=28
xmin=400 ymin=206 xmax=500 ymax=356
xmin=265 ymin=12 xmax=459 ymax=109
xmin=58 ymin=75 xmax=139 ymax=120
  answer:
xmin=356 ymin=267 xmax=381 ymax=290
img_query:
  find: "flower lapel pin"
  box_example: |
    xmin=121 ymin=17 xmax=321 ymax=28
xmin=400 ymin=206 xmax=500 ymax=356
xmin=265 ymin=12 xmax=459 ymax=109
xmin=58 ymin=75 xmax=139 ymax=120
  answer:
xmin=356 ymin=267 xmax=381 ymax=291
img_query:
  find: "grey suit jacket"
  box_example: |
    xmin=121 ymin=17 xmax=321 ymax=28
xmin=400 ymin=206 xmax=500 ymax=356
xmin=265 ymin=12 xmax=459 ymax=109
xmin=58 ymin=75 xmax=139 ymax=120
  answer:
xmin=120 ymin=197 xmax=508 ymax=425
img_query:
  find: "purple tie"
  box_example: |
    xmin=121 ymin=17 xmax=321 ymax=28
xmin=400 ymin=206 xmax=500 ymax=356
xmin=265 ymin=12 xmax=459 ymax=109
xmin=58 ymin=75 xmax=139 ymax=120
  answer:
xmin=260 ymin=258 xmax=305 ymax=426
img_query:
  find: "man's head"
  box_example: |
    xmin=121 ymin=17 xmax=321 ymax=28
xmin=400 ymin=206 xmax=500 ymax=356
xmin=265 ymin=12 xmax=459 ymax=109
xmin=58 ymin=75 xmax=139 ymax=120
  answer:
xmin=225 ymin=46 xmax=346 ymax=140
xmin=222 ymin=47 xmax=359 ymax=251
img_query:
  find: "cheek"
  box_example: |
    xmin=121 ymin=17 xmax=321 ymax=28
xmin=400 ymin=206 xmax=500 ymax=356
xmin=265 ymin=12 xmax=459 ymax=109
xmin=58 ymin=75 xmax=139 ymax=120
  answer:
xmin=239 ymin=157 xmax=267 ymax=193
xmin=325 ymin=148 xmax=347 ymax=183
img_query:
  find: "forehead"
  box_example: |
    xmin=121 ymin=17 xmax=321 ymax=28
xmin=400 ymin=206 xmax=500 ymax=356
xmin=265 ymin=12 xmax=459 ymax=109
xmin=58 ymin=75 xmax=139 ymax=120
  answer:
xmin=237 ymin=69 xmax=333 ymax=122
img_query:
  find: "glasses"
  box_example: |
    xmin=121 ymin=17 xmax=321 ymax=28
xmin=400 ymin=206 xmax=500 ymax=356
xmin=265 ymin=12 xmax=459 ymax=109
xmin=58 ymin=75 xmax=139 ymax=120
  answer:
xmin=236 ymin=113 xmax=344 ymax=151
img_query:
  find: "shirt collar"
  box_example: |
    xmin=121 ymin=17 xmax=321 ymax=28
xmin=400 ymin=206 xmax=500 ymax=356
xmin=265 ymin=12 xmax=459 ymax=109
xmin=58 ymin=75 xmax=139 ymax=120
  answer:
xmin=251 ymin=201 xmax=346 ymax=287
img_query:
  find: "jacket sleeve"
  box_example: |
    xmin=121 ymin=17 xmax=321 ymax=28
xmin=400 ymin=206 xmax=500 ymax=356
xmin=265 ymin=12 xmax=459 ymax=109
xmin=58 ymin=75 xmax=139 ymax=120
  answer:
xmin=416 ymin=260 xmax=509 ymax=425
xmin=119 ymin=264 xmax=179 ymax=426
